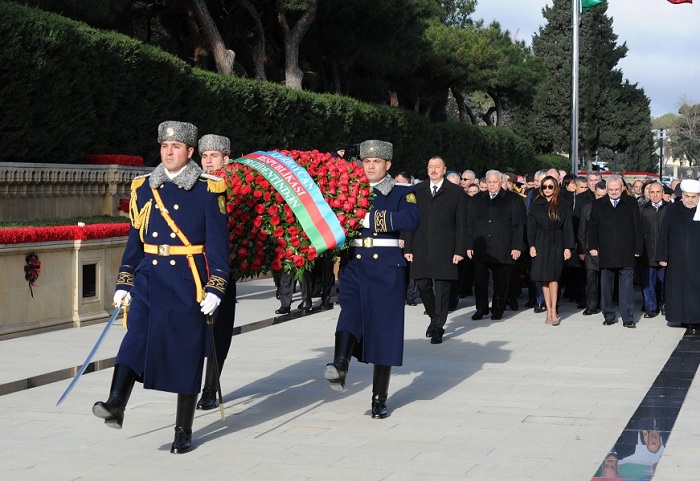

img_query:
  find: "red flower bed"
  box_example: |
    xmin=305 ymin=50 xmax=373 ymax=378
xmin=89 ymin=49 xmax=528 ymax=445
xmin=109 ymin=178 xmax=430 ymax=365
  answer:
xmin=0 ymin=223 xmax=130 ymax=244
xmin=218 ymin=150 xmax=371 ymax=280
xmin=84 ymin=154 xmax=145 ymax=167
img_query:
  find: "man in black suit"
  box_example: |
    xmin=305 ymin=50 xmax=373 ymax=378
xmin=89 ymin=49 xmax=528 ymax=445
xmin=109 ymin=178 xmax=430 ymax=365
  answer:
xmin=404 ymin=156 xmax=466 ymax=344
xmin=467 ymin=169 xmax=525 ymax=321
xmin=588 ymin=174 xmax=643 ymax=328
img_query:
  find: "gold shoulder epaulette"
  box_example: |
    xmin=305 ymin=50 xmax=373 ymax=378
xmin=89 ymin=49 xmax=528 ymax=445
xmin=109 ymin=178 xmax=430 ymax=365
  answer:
xmin=131 ymin=175 xmax=148 ymax=191
xmin=205 ymin=176 xmax=226 ymax=194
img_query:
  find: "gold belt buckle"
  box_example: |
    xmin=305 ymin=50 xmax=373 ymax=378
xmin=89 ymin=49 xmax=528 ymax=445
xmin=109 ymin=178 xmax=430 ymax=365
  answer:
xmin=158 ymin=244 xmax=170 ymax=256
xmin=362 ymin=238 xmax=373 ymax=248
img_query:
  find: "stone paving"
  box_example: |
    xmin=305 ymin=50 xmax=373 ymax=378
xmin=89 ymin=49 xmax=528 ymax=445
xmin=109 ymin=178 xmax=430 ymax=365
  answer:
xmin=1 ymin=278 xmax=699 ymax=480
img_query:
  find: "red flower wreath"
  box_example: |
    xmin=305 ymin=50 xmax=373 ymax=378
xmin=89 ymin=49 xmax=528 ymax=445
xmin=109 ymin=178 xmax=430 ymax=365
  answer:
xmin=24 ymin=252 xmax=41 ymax=297
xmin=217 ymin=150 xmax=372 ymax=280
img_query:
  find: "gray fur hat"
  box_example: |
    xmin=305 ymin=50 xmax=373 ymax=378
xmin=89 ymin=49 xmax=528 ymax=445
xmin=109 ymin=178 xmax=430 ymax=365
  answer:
xmin=359 ymin=140 xmax=393 ymax=161
xmin=157 ymin=121 xmax=198 ymax=147
xmin=198 ymin=134 xmax=231 ymax=156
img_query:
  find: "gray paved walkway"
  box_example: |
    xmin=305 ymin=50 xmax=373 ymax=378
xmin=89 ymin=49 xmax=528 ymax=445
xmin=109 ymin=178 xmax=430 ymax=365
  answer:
xmin=1 ymin=278 xmax=699 ymax=480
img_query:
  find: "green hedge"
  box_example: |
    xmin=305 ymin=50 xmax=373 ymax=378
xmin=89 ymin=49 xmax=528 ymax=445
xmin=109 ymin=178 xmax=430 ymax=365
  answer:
xmin=0 ymin=1 xmax=535 ymax=176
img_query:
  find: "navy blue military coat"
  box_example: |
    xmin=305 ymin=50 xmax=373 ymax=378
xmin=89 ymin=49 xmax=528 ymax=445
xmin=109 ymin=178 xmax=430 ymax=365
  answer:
xmin=336 ymin=178 xmax=419 ymax=366
xmin=115 ymin=161 xmax=230 ymax=394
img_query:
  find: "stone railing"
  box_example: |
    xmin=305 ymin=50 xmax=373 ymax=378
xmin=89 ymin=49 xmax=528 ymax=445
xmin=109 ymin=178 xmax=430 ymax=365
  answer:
xmin=0 ymin=163 xmax=152 ymax=222
xmin=0 ymin=237 xmax=127 ymax=339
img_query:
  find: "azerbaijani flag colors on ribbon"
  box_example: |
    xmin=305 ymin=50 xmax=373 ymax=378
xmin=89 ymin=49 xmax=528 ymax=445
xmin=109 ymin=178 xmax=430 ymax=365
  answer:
xmin=236 ymin=151 xmax=346 ymax=254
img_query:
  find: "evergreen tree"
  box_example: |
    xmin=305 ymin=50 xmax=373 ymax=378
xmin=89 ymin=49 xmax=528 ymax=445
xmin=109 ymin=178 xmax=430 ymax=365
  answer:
xmin=520 ymin=0 xmax=651 ymax=170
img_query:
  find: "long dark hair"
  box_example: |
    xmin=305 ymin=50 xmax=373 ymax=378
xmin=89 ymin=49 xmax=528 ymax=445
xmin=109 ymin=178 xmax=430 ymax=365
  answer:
xmin=536 ymin=175 xmax=561 ymax=222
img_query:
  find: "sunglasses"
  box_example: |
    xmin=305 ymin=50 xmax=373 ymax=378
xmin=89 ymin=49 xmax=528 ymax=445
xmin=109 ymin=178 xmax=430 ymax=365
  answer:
xmin=542 ymin=184 xmax=556 ymax=190
xmin=461 ymin=177 xmax=472 ymax=181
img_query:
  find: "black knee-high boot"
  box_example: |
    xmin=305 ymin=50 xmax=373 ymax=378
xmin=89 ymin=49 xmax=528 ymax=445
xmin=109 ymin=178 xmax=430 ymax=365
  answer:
xmin=171 ymin=394 xmax=198 ymax=454
xmin=371 ymin=364 xmax=392 ymax=419
xmin=323 ymin=331 xmax=356 ymax=391
xmin=92 ymin=364 xmax=137 ymax=429
xmin=196 ymin=358 xmax=222 ymax=410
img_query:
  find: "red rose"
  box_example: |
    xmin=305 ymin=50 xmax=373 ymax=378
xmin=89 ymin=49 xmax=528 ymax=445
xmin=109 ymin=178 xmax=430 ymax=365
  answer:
xmin=354 ymin=208 xmax=366 ymax=218
xmin=268 ymin=205 xmax=279 ymax=216
xmin=290 ymin=236 xmax=301 ymax=247
xmin=292 ymin=255 xmax=305 ymax=267
xmin=273 ymin=227 xmax=285 ymax=237
xmin=271 ymin=259 xmax=282 ymax=271
xmin=288 ymin=226 xmax=300 ymax=236
xmin=307 ymin=248 xmax=317 ymax=262
xmin=255 ymin=204 xmax=265 ymax=214
xmin=236 ymin=248 xmax=248 ymax=260
xmin=270 ymin=215 xmax=281 ymax=226
xmin=253 ymin=216 xmax=263 ymax=228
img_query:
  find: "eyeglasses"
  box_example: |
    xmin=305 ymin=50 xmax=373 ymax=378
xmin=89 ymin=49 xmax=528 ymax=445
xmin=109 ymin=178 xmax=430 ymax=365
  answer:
xmin=461 ymin=177 xmax=473 ymax=181
xmin=542 ymin=184 xmax=555 ymax=190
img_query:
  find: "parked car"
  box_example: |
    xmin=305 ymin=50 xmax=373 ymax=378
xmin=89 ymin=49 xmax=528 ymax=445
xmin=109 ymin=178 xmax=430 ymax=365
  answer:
xmin=661 ymin=175 xmax=677 ymax=187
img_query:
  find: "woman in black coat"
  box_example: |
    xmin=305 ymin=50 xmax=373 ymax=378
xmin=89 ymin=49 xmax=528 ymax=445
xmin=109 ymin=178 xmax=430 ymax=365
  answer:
xmin=527 ymin=176 xmax=575 ymax=325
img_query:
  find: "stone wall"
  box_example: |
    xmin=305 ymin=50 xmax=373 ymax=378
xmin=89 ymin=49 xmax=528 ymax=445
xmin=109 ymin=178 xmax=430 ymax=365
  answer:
xmin=0 ymin=163 xmax=152 ymax=222
xmin=0 ymin=237 xmax=127 ymax=339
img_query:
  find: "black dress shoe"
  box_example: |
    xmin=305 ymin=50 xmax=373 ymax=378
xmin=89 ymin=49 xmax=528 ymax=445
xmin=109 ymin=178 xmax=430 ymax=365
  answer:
xmin=472 ymin=309 xmax=489 ymax=321
xmin=406 ymin=300 xmax=417 ymax=306
xmin=490 ymin=311 xmax=503 ymax=320
xmin=686 ymin=326 xmax=700 ymax=335
xmin=170 ymin=427 xmax=192 ymax=454
xmin=92 ymin=401 xmax=125 ymax=429
xmin=425 ymin=324 xmax=435 ymax=338
xmin=430 ymin=328 xmax=445 ymax=344
xmin=275 ymin=306 xmax=290 ymax=315
xmin=643 ymin=311 xmax=658 ymax=319
xmin=371 ymin=397 xmax=389 ymax=419
xmin=196 ymin=389 xmax=217 ymax=410
xmin=509 ymin=299 xmax=519 ymax=311
xmin=533 ymin=304 xmax=546 ymax=313
xmin=319 ymin=301 xmax=334 ymax=310
xmin=297 ymin=301 xmax=313 ymax=313
xmin=603 ymin=318 xmax=618 ymax=326
xmin=583 ymin=308 xmax=601 ymax=316
xmin=623 ymin=322 xmax=636 ymax=329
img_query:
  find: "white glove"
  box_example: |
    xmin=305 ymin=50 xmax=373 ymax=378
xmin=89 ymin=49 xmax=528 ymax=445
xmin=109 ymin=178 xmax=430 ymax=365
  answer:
xmin=200 ymin=293 xmax=221 ymax=316
xmin=362 ymin=212 xmax=370 ymax=228
xmin=113 ymin=290 xmax=131 ymax=307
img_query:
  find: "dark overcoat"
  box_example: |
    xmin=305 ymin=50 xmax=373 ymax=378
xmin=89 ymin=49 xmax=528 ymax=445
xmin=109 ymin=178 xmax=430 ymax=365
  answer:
xmin=656 ymin=202 xmax=700 ymax=325
xmin=576 ymin=202 xmax=599 ymax=271
xmin=115 ymin=162 xmax=230 ymax=394
xmin=404 ymin=180 xmax=467 ymax=280
xmin=527 ymin=196 xmax=575 ymax=282
xmin=587 ymin=193 xmax=643 ymax=269
xmin=639 ymin=200 xmax=669 ymax=267
xmin=337 ymin=181 xmax=419 ymax=366
xmin=467 ymin=189 xmax=526 ymax=264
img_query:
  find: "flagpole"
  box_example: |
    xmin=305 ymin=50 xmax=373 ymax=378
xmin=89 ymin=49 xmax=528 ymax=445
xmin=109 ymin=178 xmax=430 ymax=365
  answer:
xmin=571 ymin=0 xmax=580 ymax=175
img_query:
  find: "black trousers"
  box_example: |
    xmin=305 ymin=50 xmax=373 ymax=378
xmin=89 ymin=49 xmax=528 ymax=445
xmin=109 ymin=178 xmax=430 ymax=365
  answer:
xmin=417 ymin=278 xmax=451 ymax=328
xmin=585 ymin=268 xmax=600 ymax=310
xmin=474 ymin=262 xmax=510 ymax=315
xmin=211 ymin=278 xmax=237 ymax=364
xmin=601 ymin=267 xmax=635 ymax=324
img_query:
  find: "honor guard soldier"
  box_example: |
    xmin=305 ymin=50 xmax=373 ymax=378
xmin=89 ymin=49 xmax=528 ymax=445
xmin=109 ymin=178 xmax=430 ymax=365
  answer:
xmin=196 ymin=134 xmax=237 ymax=410
xmin=92 ymin=121 xmax=230 ymax=454
xmin=323 ymin=139 xmax=420 ymax=418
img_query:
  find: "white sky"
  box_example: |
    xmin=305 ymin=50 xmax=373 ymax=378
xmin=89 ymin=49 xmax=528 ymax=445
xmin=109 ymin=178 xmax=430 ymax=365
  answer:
xmin=471 ymin=0 xmax=699 ymax=118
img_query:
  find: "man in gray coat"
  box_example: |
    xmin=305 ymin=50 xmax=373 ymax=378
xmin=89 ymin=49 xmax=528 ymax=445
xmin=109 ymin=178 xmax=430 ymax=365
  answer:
xmin=404 ymin=156 xmax=466 ymax=344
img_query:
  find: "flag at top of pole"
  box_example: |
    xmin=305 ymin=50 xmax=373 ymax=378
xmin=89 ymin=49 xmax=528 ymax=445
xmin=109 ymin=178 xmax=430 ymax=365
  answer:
xmin=667 ymin=0 xmax=692 ymax=4
xmin=582 ymin=0 xmax=605 ymax=12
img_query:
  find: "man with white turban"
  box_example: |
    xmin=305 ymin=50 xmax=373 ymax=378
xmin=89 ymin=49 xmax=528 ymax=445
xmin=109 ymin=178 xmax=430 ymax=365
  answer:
xmin=656 ymin=179 xmax=700 ymax=334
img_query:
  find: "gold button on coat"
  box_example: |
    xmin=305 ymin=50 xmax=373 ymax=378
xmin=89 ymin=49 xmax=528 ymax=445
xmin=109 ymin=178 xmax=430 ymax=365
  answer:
xmin=356 ymin=254 xmax=362 ymax=259
xmin=152 ymin=259 xmax=158 ymax=265
xmin=170 ymin=260 xmax=176 ymax=266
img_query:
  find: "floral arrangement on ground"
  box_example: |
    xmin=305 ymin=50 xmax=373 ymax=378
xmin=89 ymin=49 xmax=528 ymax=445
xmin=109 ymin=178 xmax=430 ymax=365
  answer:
xmin=218 ymin=150 xmax=372 ymax=280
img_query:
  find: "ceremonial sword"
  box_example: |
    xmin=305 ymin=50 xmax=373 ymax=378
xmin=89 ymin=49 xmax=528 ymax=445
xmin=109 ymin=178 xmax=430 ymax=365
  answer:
xmin=56 ymin=305 xmax=122 ymax=406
